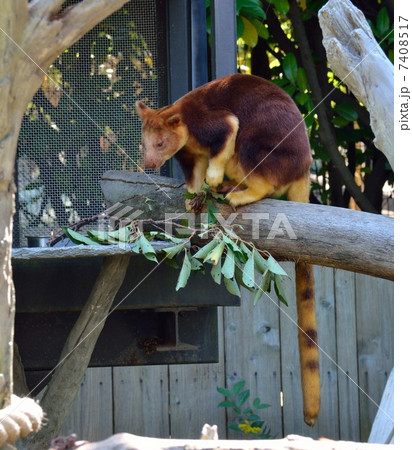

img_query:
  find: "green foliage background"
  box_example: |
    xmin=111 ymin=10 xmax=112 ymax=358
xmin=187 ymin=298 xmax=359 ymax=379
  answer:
xmin=234 ymin=0 xmax=394 ymax=213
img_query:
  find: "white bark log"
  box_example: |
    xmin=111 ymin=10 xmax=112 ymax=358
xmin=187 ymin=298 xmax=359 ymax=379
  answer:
xmin=318 ymin=0 xmax=394 ymax=169
xmin=58 ymin=432 xmax=389 ymax=450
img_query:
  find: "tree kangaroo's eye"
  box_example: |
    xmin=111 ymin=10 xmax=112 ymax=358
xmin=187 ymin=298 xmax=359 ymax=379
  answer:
xmin=158 ymin=141 xmax=164 ymax=148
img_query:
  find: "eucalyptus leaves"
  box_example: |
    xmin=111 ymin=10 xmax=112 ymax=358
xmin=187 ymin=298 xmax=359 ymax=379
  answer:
xmin=63 ymin=205 xmax=289 ymax=306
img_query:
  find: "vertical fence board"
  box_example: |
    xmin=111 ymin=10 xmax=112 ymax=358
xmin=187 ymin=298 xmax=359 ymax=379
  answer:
xmin=168 ymin=308 xmax=226 ymax=439
xmin=61 ymin=367 xmax=113 ymax=442
xmin=278 ymin=262 xmax=303 ymax=436
xmin=334 ymin=269 xmax=360 ymax=441
xmin=313 ymin=266 xmax=339 ymax=440
xmin=112 ymin=365 xmax=170 ymax=438
xmin=280 ymin=265 xmax=338 ymax=439
xmin=168 ymin=363 xmax=226 ymax=439
xmin=355 ymin=273 xmax=394 ymax=441
xmin=223 ymin=276 xmax=283 ymax=439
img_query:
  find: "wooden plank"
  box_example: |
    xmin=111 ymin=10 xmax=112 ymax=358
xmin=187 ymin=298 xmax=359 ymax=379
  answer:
xmin=368 ymin=367 xmax=394 ymax=444
xmin=223 ymin=275 xmax=283 ymax=439
xmin=112 ymin=365 xmax=169 ymax=438
xmin=61 ymin=367 xmax=113 ymax=442
xmin=334 ymin=269 xmax=360 ymax=441
xmin=280 ymin=265 xmax=339 ymax=439
xmin=355 ymin=273 xmax=394 ymax=441
xmin=168 ymin=362 xmax=226 ymax=439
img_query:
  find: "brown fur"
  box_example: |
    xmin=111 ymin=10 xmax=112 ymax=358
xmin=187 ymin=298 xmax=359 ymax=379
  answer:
xmin=137 ymin=73 xmax=320 ymax=425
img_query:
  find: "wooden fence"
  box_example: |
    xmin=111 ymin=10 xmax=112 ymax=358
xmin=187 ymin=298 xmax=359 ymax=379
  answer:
xmin=60 ymin=264 xmax=394 ymax=443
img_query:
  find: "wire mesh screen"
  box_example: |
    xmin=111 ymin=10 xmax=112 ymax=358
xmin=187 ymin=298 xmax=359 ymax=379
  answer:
xmin=15 ymin=0 xmax=166 ymax=247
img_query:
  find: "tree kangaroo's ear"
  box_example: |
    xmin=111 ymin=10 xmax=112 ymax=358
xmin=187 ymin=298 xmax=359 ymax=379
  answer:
xmin=136 ymin=101 xmax=151 ymax=119
xmin=166 ymin=113 xmax=182 ymax=127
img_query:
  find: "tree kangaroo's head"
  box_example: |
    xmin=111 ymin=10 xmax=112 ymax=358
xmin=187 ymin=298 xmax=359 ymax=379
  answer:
xmin=136 ymin=102 xmax=188 ymax=169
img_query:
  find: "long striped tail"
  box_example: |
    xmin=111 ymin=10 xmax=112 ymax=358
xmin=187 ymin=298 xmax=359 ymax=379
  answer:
xmin=295 ymin=261 xmax=321 ymax=426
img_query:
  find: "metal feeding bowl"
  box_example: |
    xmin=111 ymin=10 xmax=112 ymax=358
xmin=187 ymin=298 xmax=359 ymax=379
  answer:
xmin=26 ymin=236 xmax=50 ymax=248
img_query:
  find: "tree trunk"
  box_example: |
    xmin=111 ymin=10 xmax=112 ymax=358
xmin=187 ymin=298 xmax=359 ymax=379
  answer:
xmin=100 ymin=171 xmax=394 ymax=281
xmin=318 ymin=0 xmax=394 ymax=168
xmin=0 ymin=0 xmax=129 ymax=439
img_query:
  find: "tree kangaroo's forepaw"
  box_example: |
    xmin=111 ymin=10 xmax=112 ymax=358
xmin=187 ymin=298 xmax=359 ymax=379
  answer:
xmin=216 ymin=182 xmax=244 ymax=194
xmin=185 ymin=193 xmax=205 ymax=213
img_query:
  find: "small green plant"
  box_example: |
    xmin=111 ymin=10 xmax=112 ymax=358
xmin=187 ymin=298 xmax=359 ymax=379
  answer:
xmin=217 ymin=380 xmax=276 ymax=439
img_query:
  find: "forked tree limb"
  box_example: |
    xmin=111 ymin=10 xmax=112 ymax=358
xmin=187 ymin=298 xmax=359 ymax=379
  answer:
xmin=100 ymin=171 xmax=394 ymax=281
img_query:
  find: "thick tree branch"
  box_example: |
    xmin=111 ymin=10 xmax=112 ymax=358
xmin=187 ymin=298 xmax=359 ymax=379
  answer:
xmin=25 ymin=0 xmax=129 ymax=70
xmin=288 ymin=0 xmax=378 ymax=213
xmin=100 ymin=172 xmax=394 ymax=281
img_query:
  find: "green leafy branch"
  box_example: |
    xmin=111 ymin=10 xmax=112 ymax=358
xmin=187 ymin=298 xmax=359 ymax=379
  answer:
xmin=217 ymin=380 xmax=276 ymax=439
xmin=62 ymin=198 xmax=289 ymax=305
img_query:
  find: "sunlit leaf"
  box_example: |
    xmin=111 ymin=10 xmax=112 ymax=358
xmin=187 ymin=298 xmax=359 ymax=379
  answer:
xmin=241 ymin=16 xmax=259 ymax=48
xmin=283 ymin=53 xmax=298 ymax=84
xmin=176 ymin=249 xmax=191 ymax=291
xmin=221 ymin=248 xmax=236 ymax=279
xmin=192 ymin=238 xmax=219 ymax=259
xmin=63 ymin=227 xmax=99 ymax=246
xmin=205 ymin=239 xmax=225 ymax=265
xmin=242 ymin=254 xmax=255 ymax=288
xmin=224 ymin=276 xmax=242 ymax=297
xmin=139 ymin=233 xmax=158 ymax=262
xmin=211 ymin=258 xmax=222 ymax=284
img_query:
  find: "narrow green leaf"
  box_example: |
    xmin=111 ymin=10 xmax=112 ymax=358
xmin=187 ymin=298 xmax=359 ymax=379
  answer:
xmin=192 ymin=238 xmax=219 ymax=259
xmin=149 ymin=231 xmax=183 ymax=244
xmin=205 ymin=239 xmax=225 ymax=265
xmin=242 ymin=254 xmax=255 ymax=288
xmin=334 ymin=102 xmax=358 ymax=122
xmin=377 ymin=7 xmax=390 ymax=36
xmin=224 ymin=276 xmax=242 ymax=297
xmin=253 ymin=249 xmax=267 ymax=274
xmin=232 ymin=380 xmax=246 ymax=396
xmin=221 ymin=248 xmax=236 ymax=279
xmin=253 ymin=269 xmax=271 ymax=305
xmin=162 ymin=240 xmax=187 ymax=259
xmin=132 ymin=238 xmax=141 ymax=254
xmin=274 ymin=274 xmax=288 ymax=306
xmin=270 ymin=0 xmax=289 ymax=15
xmin=176 ymin=250 xmax=192 ymax=291
xmin=63 ymin=228 xmax=99 ymax=246
xmin=240 ymin=16 xmax=258 ymax=47
xmin=296 ymin=67 xmax=308 ymax=92
xmin=253 ymin=397 xmax=261 ymax=409
xmin=139 ymin=233 xmax=158 ymax=262
xmin=256 ymin=403 xmax=271 ymax=410
xmin=87 ymin=230 xmax=114 ymax=244
xmin=108 ymin=226 xmax=130 ymax=242
xmin=206 ymin=199 xmax=218 ymax=225
xmin=235 ymin=265 xmax=254 ymax=292
xmin=217 ymin=386 xmax=232 ymax=397
xmin=248 ymin=415 xmax=262 ymax=423
xmin=283 ymin=53 xmax=298 ymax=84
xmin=218 ymin=400 xmax=237 ymax=408
xmin=210 ymin=258 xmax=222 ymax=284
xmin=222 ymin=235 xmax=244 ymax=262
xmin=237 ymin=389 xmax=250 ymax=406
xmin=267 ymin=255 xmax=288 ymax=276
xmin=189 ymin=255 xmax=204 ymax=272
